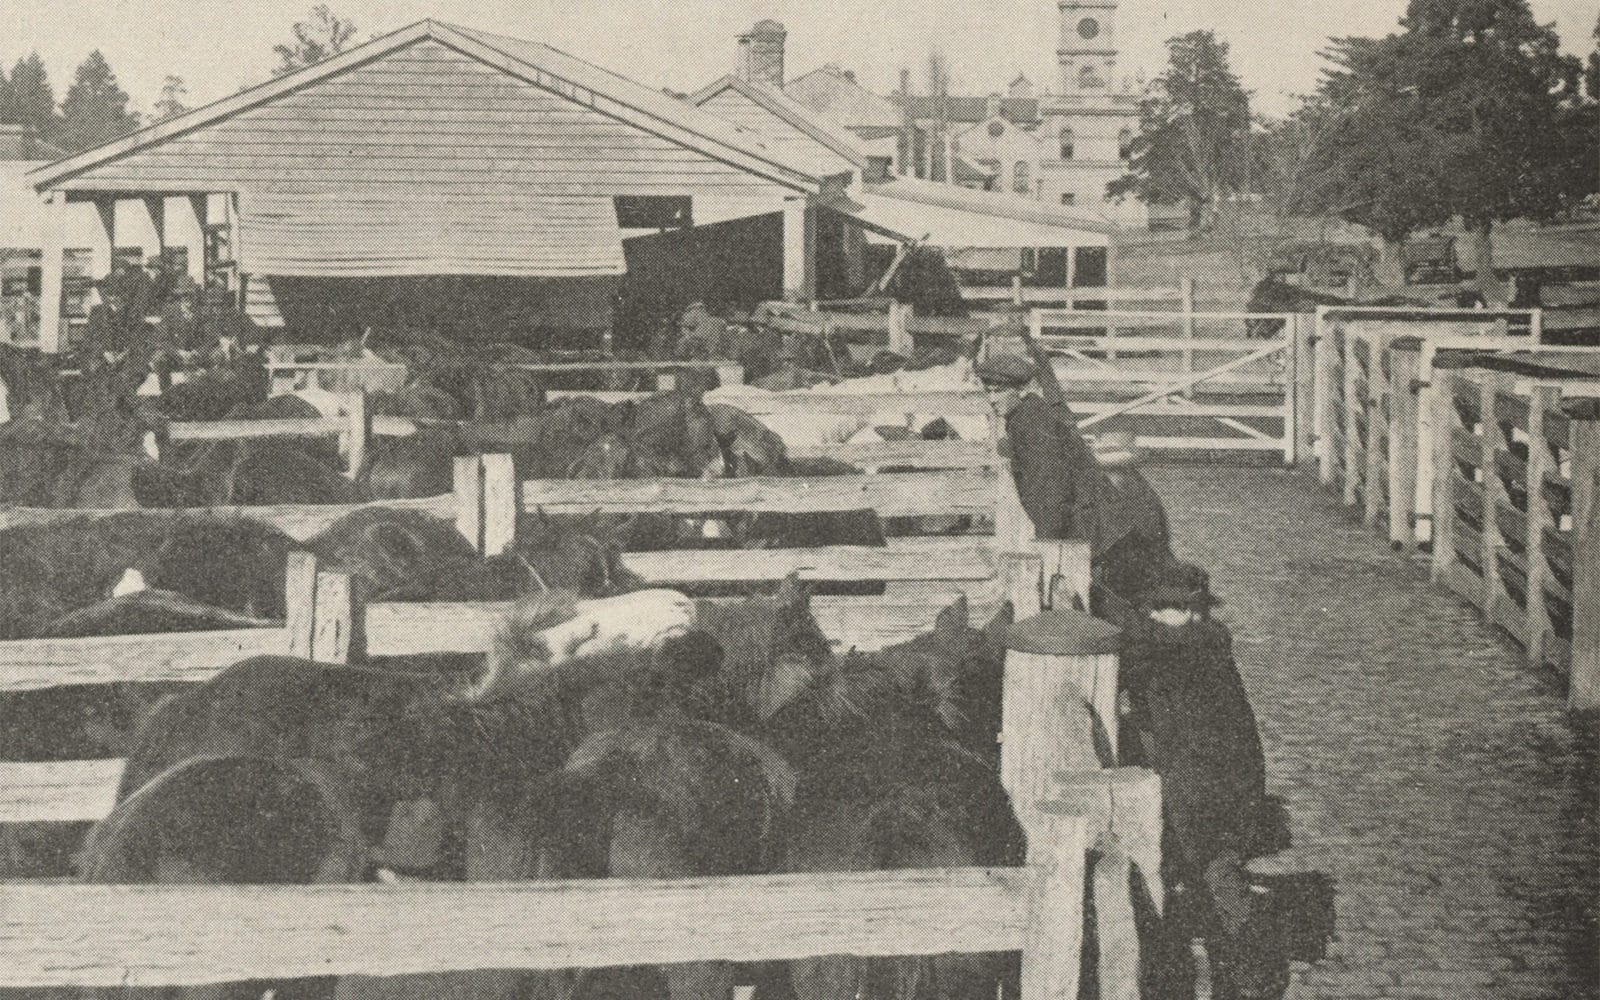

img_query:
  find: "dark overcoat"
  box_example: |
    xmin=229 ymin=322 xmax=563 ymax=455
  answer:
xmin=1119 ymin=617 xmax=1267 ymax=876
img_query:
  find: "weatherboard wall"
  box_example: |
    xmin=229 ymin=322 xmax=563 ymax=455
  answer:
xmin=46 ymin=37 xmax=800 ymax=281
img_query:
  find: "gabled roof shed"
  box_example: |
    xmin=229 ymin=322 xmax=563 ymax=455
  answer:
xmin=27 ymin=19 xmax=830 ymax=345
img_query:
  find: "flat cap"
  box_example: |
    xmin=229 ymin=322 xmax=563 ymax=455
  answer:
xmin=974 ymin=352 xmax=1038 ymax=388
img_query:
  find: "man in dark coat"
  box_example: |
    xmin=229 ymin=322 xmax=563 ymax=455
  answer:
xmin=976 ymin=350 xmax=1107 ymax=548
xmin=1120 ymin=605 xmax=1286 ymax=1000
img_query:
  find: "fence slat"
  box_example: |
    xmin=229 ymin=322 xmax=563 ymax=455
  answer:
xmin=519 ymin=470 xmax=995 ymax=517
xmin=0 ymin=868 xmax=1033 ymax=988
xmin=0 ymin=759 xmax=124 ymax=823
xmin=621 ymin=540 xmax=996 ymax=584
xmin=0 ymin=627 xmax=289 ymax=693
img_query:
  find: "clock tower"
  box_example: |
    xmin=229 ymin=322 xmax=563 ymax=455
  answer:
xmin=1058 ymin=0 xmax=1119 ymax=95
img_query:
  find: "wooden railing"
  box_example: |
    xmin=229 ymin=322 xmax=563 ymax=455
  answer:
xmin=0 ymin=457 xmax=1160 ymax=998
xmin=960 ymin=278 xmax=1188 ymax=312
xmin=1309 ymin=308 xmax=1600 ymax=711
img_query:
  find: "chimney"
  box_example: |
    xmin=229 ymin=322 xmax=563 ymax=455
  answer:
xmin=737 ymin=20 xmax=787 ymax=88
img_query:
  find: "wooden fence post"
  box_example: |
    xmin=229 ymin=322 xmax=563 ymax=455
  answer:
xmin=1292 ymin=313 xmax=1315 ymax=467
xmin=1430 ymin=365 xmax=1462 ymax=584
xmin=1525 ymin=385 xmax=1559 ymax=670
xmin=454 ymin=455 xmax=484 ymax=553
xmin=1000 ymin=609 xmax=1122 ymax=833
xmin=1032 ymin=539 xmax=1092 ymax=611
xmin=310 ymin=571 xmax=359 ymax=665
xmin=1314 ymin=309 xmax=1335 ymax=485
xmin=715 ymin=363 xmax=745 ymax=388
xmin=284 ymin=551 xmax=318 ymax=660
xmin=887 ymin=301 xmax=912 ymax=356
xmin=1021 ymin=813 xmax=1090 ymax=1000
xmin=1387 ymin=339 xmax=1423 ymax=552
xmin=343 ymin=390 xmax=369 ymax=479
xmin=1180 ymin=276 xmax=1196 ymax=396
xmin=1042 ymin=768 xmax=1164 ymax=1000
xmin=1567 ymin=407 xmax=1600 ymax=712
xmin=998 ymin=550 xmax=1045 ymax=619
xmin=1363 ymin=333 xmax=1386 ymax=531
xmin=658 ymin=372 xmax=678 ymax=392
xmin=1012 ymin=274 xmax=1025 ymax=307
xmin=1479 ymin=373 xmax=1508 ymax=622
xmin=1342 ymin=324 xmax=1361 ymax=508
xmin=481 ymin=453 xmax=518 ymax=557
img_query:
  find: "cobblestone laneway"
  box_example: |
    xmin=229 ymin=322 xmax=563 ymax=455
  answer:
xmin=1146 ymin=464 xmax=1598 ymax=1000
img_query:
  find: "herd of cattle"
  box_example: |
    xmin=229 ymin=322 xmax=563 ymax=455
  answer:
xmin=0 ymin=332 xmax=1207 ymax=1000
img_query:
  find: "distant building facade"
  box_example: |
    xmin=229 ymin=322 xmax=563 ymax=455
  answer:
xmin=783 ymin=0 xmax=1157 ymax=229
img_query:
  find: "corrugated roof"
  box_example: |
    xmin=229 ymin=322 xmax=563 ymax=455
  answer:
xmin=30 ymin=19 xmax=824 ymax=194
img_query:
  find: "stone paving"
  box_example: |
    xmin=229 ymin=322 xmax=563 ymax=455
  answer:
xmin=1146 ymin=464 xmax=1598 ymax=1000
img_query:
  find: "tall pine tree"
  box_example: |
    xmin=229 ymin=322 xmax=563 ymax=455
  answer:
xmin=1107 ymin=31 xmax=1253 ymax=232
xmin=58 ymin=51 xmax=141 ymax=153
xmin=3 ymin=54 xmax=59 ymax=142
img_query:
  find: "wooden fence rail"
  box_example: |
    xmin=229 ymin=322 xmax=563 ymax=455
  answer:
xmin=0 ymin=401 xmax=1161 ymax=997
xmin=1310 ymin=309 xmax=1600 ymax=711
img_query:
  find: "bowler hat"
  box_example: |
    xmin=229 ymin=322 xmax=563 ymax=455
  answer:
xmin=974 ymin=352 xmax=1037 ymax=388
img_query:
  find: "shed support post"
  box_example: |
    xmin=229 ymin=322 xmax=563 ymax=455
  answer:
xmin=481 ymin=453 xmax=519 ymax=557
xmin=343 ymin=391 xmax=369 ymax=480
xmin=782 ymin=196 xmax=816 ymax=304
xmin=37 ymin=190 xmax=66 ymax=354
xmin=88 ymin=198 xmax=114 ymax=285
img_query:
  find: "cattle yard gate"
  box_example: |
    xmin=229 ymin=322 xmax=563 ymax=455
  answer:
xmin=0 ymin=363 xmax=1163 ymax=998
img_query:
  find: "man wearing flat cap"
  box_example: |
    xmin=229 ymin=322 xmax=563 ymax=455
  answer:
xmin=976 ymin=349 xmax=1105 ymax=548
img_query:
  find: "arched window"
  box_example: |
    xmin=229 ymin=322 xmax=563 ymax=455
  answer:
xmin=1118 ymin=127 xmax=1134 ymax=161
xmin=1078 ymin=65 xmax=1104 ymax=90
xmin=1012 ymin=160 xmax=1031 ymax=195
xmin=1059 ymin=126 xmax=1075 ymax=160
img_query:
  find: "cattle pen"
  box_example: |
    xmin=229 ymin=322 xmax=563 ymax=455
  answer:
xmin=1 ymin=307 xmax=1596 ymax=997
xmin=0 ymin=358 xmax=1163 ymax=998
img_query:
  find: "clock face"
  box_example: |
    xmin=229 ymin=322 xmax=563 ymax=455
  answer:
xmin=1077 ymin=17 xmax=1100 ymax=40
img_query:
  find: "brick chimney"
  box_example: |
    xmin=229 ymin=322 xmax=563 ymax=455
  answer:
xmin=737 ymin=20 xmax=787 ymax=88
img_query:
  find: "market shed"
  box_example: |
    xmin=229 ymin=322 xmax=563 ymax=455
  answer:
xmin=27 ymin=19 xmax=835 ymax=350
xmin=687 ymin=71 xmax=1113 ymax=294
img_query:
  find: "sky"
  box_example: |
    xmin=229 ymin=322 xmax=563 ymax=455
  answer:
xmin=2 ymin=0 xmax=1596 ymax=120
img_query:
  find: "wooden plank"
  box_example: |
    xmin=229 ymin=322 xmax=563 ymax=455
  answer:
xmin=1496 ymin=391 xmax=1531 ymax=431
xmin=621 ymin=540 xmax=996 ymax=584
xmin=711 ymin=390 xmax=992 ymax=419
xmin=1039 ymin=335 xmax=1286 ymax=353
xmin=518 ymin=470 xmax=995 ymax=517
xmin=1136 ymin=437 xmax=1286 ymax=452
xmin=787 ymin=439 xmax=996 ymax=469
xmin=168 ymin=417 xmax=346 ymax=441
xmin=1451 ymin=426 xmax=1484 ymax=470
xmin=0 ymin=759 xmax=124 ymax=824
xmin=0 ymin=868 xmax=1033 ymax=988
xmin=1568 ymin=417 xmax=1600 ymax=710
xmin=0 ymin=628 xmax=290 ymax=693
xmin=0 ymin=495 xmax=456 ymax=542
xmin=363 ymin=594 xmax=988 ymax=659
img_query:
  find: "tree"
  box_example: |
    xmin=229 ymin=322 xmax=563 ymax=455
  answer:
xmin=1587 ymin=13 xmax=1600 ymax=99
xmin=57 ymin=51 xmax=140 ymax=153
xmin=1108 ymin=30 xmax=1252 ymax=232
xmin=153 ymin=75 xmax=189 ymax=121
xmin=2 ymin=54 xmax=59 ymax=141
xmin=274 ymin=5 xmax=358 ymax=75
xmin=1304 ymin=0 xmax=1594 ymax=298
